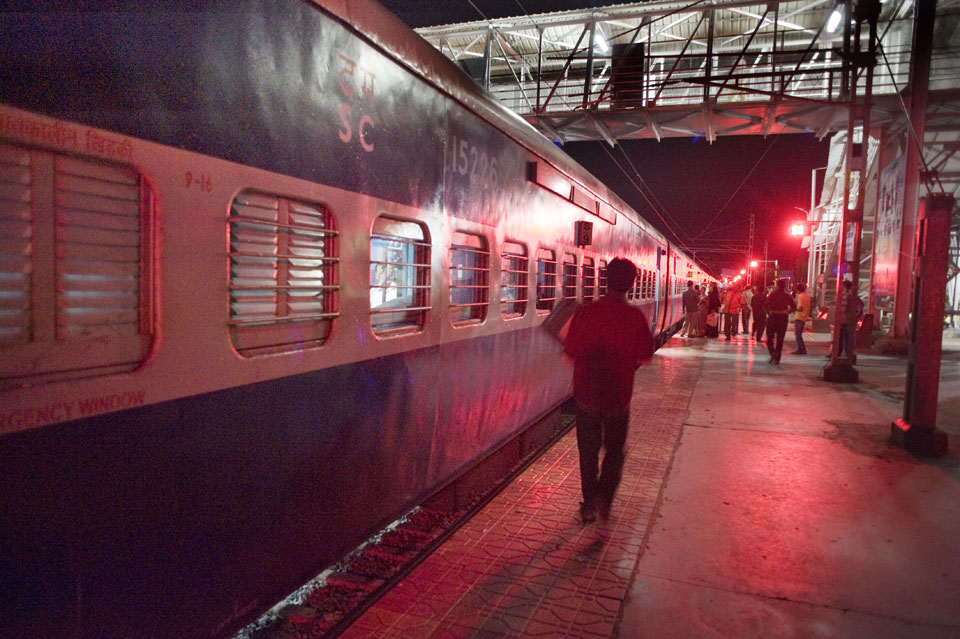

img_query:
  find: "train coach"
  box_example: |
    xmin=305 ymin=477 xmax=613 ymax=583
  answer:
xmin=0 ymin=1 xmax=711 ymax=637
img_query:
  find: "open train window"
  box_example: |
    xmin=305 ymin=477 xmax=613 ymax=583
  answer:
xmin=450 ymin=231 xmax=489 ymax=326
xmin=598 ymin=260 xmax=608 ymax=296
xmin=562 ymin=253 xmax=577 ymax=300
xmin=0 ymin=143 xmax=153 ymax=389
xmin=500 ymin=241 xmax=528 ymax=319
xmin=370 ymin=216 xmax=430 ymax=336
xmin=229 ymin=191 xmax=338 ymax=356
xmin=582 ymin=257 xmax=596 ymax=302
xmin=535 ymin=248 xmax=557 ymax=313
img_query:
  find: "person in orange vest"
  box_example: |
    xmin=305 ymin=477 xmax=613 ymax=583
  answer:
xmin=721 ymin=285 xmax=745 ymax=341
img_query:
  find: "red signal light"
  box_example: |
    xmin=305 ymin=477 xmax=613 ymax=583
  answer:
xmin=790 ymin=223 xmax=806 ymax=236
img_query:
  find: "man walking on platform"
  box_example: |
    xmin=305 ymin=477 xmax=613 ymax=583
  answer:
xmin=766 ymin=279 xmax=796 ymax=364
xmin=751 ymin=285 xmax=768 ymax=341
xmin=680 ymin=280 xmax=699 ymax=337
xmin=564 ymin=258 xmax=654 ymax=523
xmin=792 ymin=284 xmax=811 ymax=355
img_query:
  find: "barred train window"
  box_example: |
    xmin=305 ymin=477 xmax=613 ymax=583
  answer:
xmin=450 ymin=231 xmax=489 ymax=325
xmin=562 ymin=253 xmax=577 ymax=300
xmin=628 ymin=268 xmax=641 ymax=301
xmin=370 ymin=216 xmax=430 ymax=335
xmin=535 ymin=248 xmax=557 ymax=312
xmin=582 ymin=257 xmax=595 ymax=302
xmin=598 ymin=260 xmax=608 ymax=296
xmin=229 ymin=192 xmax=338 ymax=356
xmin=0 ymin=143 xmax=152 ymax=387
xmin=500 ymin=241 xmax=528 ymax=319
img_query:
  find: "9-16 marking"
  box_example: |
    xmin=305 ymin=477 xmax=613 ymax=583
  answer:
xmin=450 ymin=135 xmax=498 ymax=188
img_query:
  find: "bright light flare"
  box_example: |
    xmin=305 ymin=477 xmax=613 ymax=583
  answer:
xmin=594 ymin=32 xmax=610 ymax=54
xmin=790 ymin=223 xmax=806 ymax=236
xmin=827 ymin=7 xmax=843 ymax=33
xmin=750 ymin=260 xmax=759 ymax=267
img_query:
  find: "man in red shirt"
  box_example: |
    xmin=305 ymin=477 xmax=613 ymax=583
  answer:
xmin=563 ymin=258 xmax=654 ymax=522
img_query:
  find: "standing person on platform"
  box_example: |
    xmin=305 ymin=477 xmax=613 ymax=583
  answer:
xmin=741 ymin=285 xmax=754 ymax=335
xmin=697 ymin=286 xmax=709 ymax=337
xmin=791 ymin=283 xmax=812 ymax=355
xmin=706 ymin=283 xmax=722 ymax=337
xmin=766 ymin=279 xmax=796 ymax=364
xmin=721 ymin=285 xmax=744 ymax=341
xmin=564 ymin=258 xmax=654 ymax=523
xmin=751 ymin=285 xmax=768 ymax=341
xmin=679 ymin=280 xmax=699 ymax=337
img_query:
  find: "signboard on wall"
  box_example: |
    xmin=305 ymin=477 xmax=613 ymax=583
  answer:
xmin=873 ymin=154 xmax=906 ymax=298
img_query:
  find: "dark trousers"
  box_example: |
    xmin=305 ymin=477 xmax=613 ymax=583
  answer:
xmin=793 ymin=319 xmax=807 ymax=354
xmin=576 ymin=410 xmax=629 ymax=511
xmin=723 ymin=313 xmax=739 ymax=339
xmin=767 ymin=313 xmax=789 ymax=361
xmin=753 ymin=313 xmax=767 ymax=340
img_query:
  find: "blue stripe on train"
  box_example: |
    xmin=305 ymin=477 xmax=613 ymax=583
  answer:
xmin=0 ymin=326 xmax=569 ymax=638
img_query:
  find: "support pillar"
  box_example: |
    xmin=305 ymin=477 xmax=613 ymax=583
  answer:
xmin=824 ymin=0 xmax=879 ymax=384
xmin=891 ymin=194 xmax=954 ymax=456
xmin=891 ymin=0 xmax=936 ymax=337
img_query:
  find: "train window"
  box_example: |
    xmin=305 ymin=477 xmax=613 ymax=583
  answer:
xmin=535 ymin=248 xmax=557 ymax=313
xmin=0 ymin=144 xmax=153 ymax=388
xmin=370 ymin=216 xmax=431 ymax=336
xmin=582 ymin=257 xmax=596 ymax=302
xmin=229 ymin=192 xmax=338 ymax=356
xmin=598 ymin=260 xmax=608 ymax=296
xmin=500 ymin=241 xmax=528 ymax=319
xmin=643 ymin=270 xmax=652 ymax=298
xmin=562 ymin=253 xmax=578 ymax=300
xmin=628 ymin=268 xmax=641 ymax=302
xmin=450 ymin=231 xmax=489 ymax=325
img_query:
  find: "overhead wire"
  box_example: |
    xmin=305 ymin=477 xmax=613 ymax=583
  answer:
xmin=598 ymin=143 xmax=697 ymax=253
xmin=464 ymin=0 xmax=489 ymax=22
xmin=692 ymin=135 xmax=780 ymax=240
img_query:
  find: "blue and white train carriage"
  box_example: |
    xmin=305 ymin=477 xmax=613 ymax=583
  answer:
xmin=0 ymin=1 xmax=711 ymax=637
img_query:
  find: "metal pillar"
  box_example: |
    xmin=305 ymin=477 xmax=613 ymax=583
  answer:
xmin=824 ymin=0 xmax=880 ymax=384
xmin=891 ymin=194 xmax=954 ymax=456
xmin=892 ymin=0 xmax=936 ymax=338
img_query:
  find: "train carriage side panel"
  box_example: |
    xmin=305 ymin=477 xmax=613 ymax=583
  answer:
xmin=0 ymin=2 xmax=713 ymax=638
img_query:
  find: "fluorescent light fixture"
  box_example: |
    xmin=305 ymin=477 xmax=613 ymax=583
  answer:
xmin=827 ymin=7 xmax=843 ymax=33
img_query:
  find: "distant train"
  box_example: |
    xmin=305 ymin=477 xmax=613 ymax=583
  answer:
xmin=0 ymin=1 xmax=712 ymax=637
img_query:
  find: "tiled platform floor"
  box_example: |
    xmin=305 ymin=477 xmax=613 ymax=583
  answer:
xmin=341 ymin=342 xmax=704 ymax=639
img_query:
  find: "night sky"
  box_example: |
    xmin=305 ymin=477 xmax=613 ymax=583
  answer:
xmin=379 ymin=0 xmax=831 ymax=277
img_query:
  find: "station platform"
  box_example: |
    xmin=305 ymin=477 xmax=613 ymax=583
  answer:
xmin=341 ymin=330 xmax=960 ymax=639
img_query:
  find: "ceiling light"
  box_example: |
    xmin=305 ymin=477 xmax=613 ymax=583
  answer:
xmin=826 ymin=7 xmax=843 ymax=33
